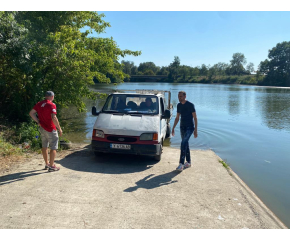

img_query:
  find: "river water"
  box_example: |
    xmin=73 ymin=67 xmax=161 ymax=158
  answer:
xmin=60 ymin=82 xmax=290 ymax=228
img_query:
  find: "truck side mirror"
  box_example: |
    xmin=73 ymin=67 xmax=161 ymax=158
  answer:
xmin=92 ymin=106 xmax=99 ymax=116
xmin=162 ymin=109 xmax=171 ymax=119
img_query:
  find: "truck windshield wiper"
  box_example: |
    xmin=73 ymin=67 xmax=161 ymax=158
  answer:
xmin=128 ymin=111 xmax=156 ymax=116
xmin=103 ymin=110 xmax=122 ymax=113
xmin=127 ymin=111 xmax=140 ymax=114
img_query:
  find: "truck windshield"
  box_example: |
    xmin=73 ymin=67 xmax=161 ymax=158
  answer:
xmin=102 ymin=94 xmax=159 ymax=115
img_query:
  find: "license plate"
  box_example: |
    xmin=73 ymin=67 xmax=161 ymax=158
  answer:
xmin=110 ymin=144 xmax=131 ymax=150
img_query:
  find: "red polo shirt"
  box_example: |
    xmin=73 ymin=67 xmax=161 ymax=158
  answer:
xmin=33 ymin=99 xmax=57 ymax=132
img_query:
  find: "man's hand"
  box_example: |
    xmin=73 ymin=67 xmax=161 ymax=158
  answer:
xmin=58 ymin=129 xmax=63 ymax=137
xmin=194 ymin=130 xmax=198 ymax=138
xmin=171 ymin=114 xmax=180 ymax=137
xmin=29 ymin=109 xmax=40 ymax=126
xmin=51 ymin=114 xmax=62 ymax=137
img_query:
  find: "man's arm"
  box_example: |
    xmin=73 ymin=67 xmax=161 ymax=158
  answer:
xmin=171 ymin=113 xmax=180 ymax=136
xmin=193 ymin=112 xmax=198 ymax=138
xmin=29 ymin=109 xmax=41 ymax=126
xmin=51 ymin=113 xmax=63 ymax=137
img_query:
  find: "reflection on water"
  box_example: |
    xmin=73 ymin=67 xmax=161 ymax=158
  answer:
xmin=60 ymin=97 xmax=107 ymax=143
xmin=258 ymin=88 xmax=290 ymax=131
xmin=60 ymin=106 xmax=88 ymax=142
xmin=228 ymin=91 xmax=241 ymax=116
xmin=59 ymin=82 xmax=290 ymax=228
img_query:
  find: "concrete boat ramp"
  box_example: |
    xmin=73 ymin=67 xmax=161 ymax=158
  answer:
xmin=0 ymin=145 xmax=287 ymax=229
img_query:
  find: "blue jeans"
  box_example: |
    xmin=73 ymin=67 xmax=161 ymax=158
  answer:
xmin=179 ymin=126 xmax=194 ymax=164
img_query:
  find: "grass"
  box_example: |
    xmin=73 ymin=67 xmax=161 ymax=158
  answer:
xmin=0 ymin=134 xmax=25 ymax=172
xmin=0 ymin=134 xmax=23 ymax=157
xmin=219 ymin=159 xmax=233 ymax=176
xmin=219 ymin=159 xmax=230 ymax=169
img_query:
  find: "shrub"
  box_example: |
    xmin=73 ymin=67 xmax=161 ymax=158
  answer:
xmin=16 ymin=122 xmax=42 ymax=149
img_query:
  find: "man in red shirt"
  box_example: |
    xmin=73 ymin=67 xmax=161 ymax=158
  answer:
xmin=29 ymin=91 xmax=63 ymax=172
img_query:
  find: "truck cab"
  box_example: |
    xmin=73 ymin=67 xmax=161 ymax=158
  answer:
xmin=91 ymin=89 xmax=172 ymax=161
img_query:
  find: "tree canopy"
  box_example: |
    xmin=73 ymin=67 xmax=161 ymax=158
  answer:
xmin=0 ymin=11 xmax=141 ymax=121
xmin=259 ymin=41 xmax=290 ymax=86
xmin=137 ymin=62 xmax=160 ymax=75
xmin=227 ymin=53 xmax=247 ymax=75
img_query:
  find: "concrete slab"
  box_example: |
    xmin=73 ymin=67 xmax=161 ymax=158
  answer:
xmin=0 ymin=145 xmax=287 ymax=229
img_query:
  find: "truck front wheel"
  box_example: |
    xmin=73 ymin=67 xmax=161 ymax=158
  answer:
xmin=94 ymin=151 xmax=103 ymax=157
xmin=154 ymin=143 xmax=163 ymax=161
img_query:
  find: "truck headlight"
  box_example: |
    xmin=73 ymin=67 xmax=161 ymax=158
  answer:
xmin=94 ymin=129 xmax=105 ymax=138
xmin=140 ymin=133 xmax=158 ymax=141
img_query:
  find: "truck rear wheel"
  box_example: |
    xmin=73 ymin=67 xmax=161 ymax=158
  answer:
xmin=165 ymin=124 xmax=171 ymax=138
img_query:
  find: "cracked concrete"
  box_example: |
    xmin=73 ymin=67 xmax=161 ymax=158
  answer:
xmin=0 ymin=145 xmax=287 ymax=229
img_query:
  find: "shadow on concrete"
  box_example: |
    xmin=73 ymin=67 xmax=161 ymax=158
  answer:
xmin=56 ymin=146 xmax=159 ymax=174
xmin=0 ymin=170 xmax=47 ymax=186
xmin=124 ymin=171 xmax=181 ymax=192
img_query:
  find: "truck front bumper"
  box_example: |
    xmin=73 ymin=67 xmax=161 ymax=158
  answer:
xmin=91 ymin=140 xmax=161 ymax=156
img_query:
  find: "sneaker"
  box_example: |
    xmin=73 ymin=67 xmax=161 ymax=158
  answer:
xmin=48 ymin=165 xmax=60 ymax=172
xmin=176 ymin=163 xmax=184 ymax=172
xmin=44 ymin=164 xmax=50 ymax=170
xmin=184 ymin=162 xmax=191 ymax=169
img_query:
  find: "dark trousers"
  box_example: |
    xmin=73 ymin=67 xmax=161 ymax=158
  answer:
xmin=179 ymin=126 xmax=194 ymax=164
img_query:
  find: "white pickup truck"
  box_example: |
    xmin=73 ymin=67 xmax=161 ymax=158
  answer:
xmin=91 ymin=89 xmax=173 ymax=161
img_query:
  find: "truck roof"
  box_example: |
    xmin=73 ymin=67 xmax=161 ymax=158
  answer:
xmin=112 ymin=92 xmax=161 ymax=96
xmin=113 ymin=89 xmax=170 ymax=95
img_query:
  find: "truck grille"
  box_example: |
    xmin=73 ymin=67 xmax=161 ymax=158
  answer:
xmin=107 ymin=136 xmax=137 ymax=143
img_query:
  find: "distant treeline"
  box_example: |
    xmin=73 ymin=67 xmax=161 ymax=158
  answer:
xmin=116 ymin=42 xmax=290 ymax=87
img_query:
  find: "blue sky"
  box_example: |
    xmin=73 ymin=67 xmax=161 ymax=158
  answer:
xmin=5 ymin=1 xmax=290 ymax=71
xmin=92 ymin=11 xmax=290 ymax=71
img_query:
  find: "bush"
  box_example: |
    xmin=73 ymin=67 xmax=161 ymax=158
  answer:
xmin=16 ymin=122 xmax=42 ymax=149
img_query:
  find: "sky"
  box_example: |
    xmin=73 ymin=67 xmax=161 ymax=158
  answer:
xmin=4 ymin=1 xmax=290 ymax=72
xmin=93 ymin=11 xmax=290 ymax=71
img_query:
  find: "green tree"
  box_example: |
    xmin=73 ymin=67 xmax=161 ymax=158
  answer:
xmin=168 ymin=56 xmax=180 ymax=81
xmin=179 ymin=65 xmax=191 ymax=80
xmin=143 ymin=69 xmax=155 ymax=75
xmin=199 ymin=64 xmax=208 ymax=76
xmin=208 ymin=64 xmax=218 ymax=78
xmin=228 ymin=53 xmax=247 ymax=75
xmin=215 ymin=62 xmax=229 ymax=76
xmin=258 ymin=59 xmax=269 ymax=74
xmin=121 ymin=60 xmax=136 ymax=81
xmin=0 ymin=12 xmax=34 ymax=121
xmin=259 ymin=41 xmax=290 ymax=86
xmin=121 ymin=60 xmax=135 ymax=75
xmin=137 ymin=62 xmax=159 ymax=75
xmin=156 ymin=66 xmax=169 ymax=75
xmin=131 ymin=66 xmax=138 ymax=75
xmin=0 ymin=11 xmax=141 ymax=121
xmin=246 ymin=62 xmax=255 ymax=74
xmin=190 ymin=67 xmax=199 ymax=76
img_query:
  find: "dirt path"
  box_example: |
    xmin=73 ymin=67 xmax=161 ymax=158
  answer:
xmin=0 ymin=145 xmax=287 ymax=229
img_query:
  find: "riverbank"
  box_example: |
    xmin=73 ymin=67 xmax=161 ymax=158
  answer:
xmin=129 ymin=74 xmax=264 ymax=85
xmin=0 ymin=145 xmax=287 ymax=229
